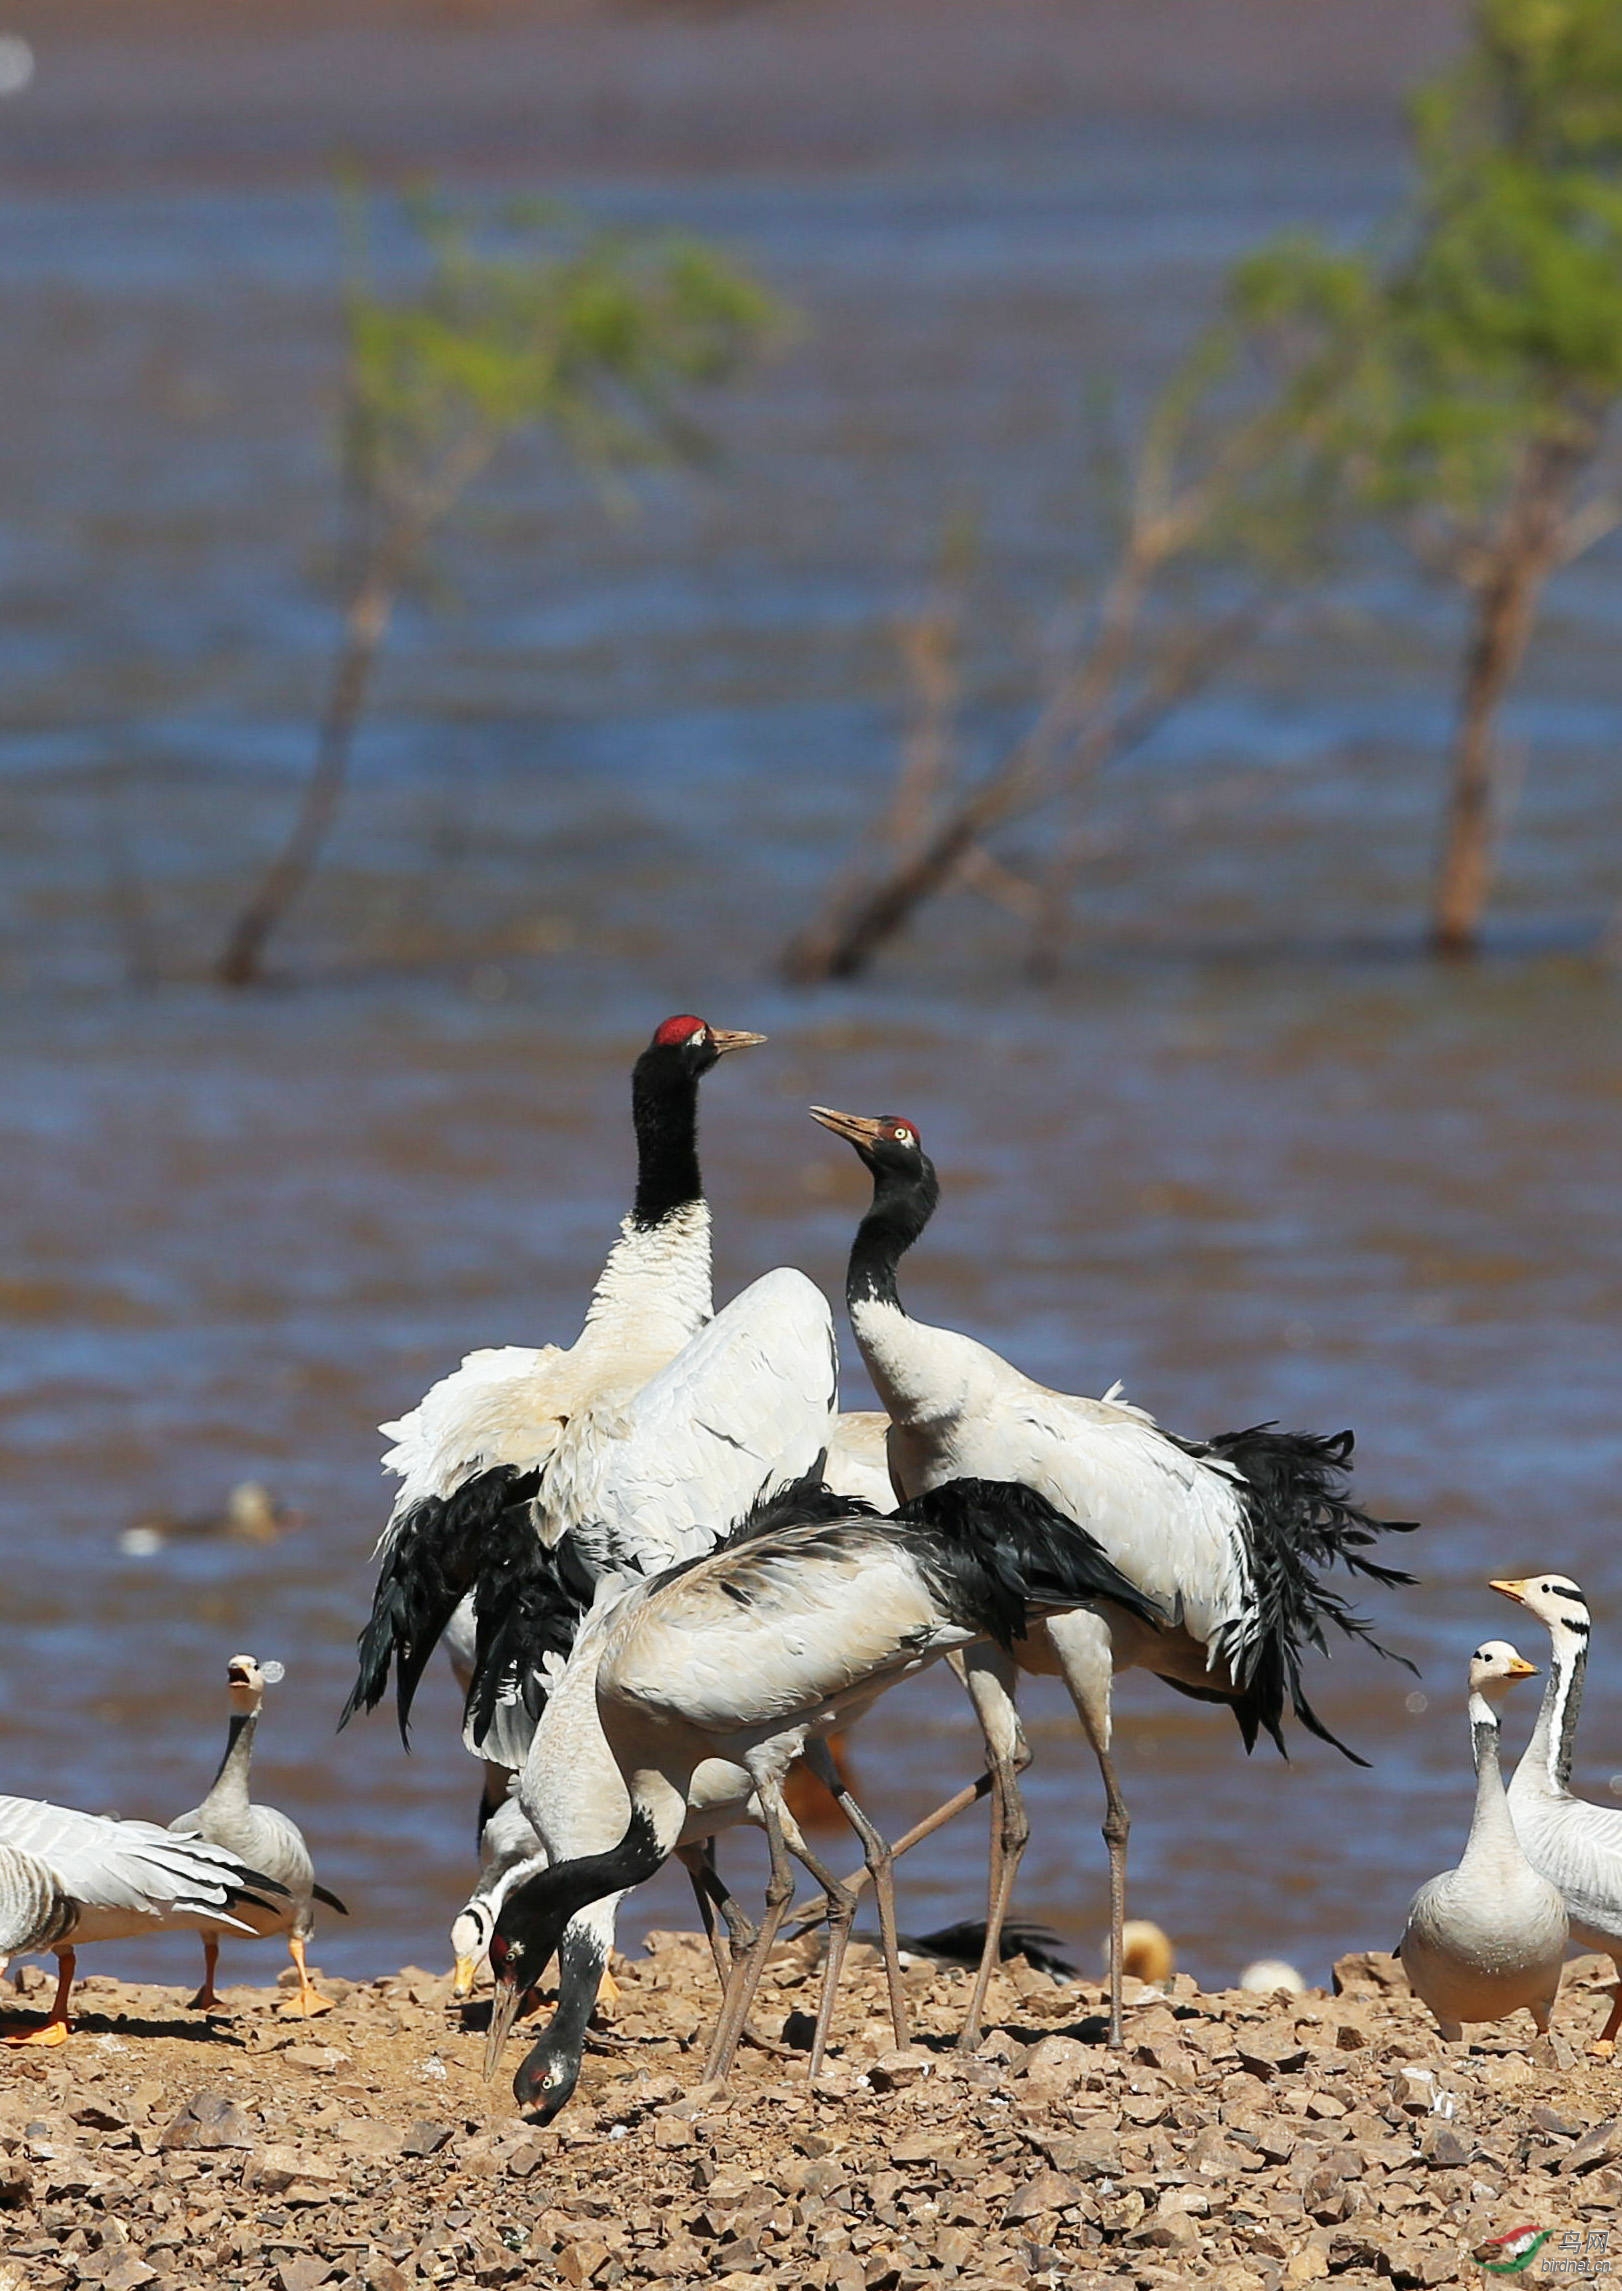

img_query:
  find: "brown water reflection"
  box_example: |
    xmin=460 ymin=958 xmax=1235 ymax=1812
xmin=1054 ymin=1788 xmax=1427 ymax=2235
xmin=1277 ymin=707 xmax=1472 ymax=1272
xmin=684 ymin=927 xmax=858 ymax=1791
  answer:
xmin=1 ymin=5 xmax=1619 ymax=2001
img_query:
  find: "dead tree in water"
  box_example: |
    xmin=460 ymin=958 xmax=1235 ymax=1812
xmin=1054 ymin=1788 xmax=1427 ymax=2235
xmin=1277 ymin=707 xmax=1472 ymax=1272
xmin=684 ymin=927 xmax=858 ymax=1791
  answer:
xmin=1231 ymin=0 xmax=1622 ymax=960
xmin=218 ymin=191 xmax=783 ymax=989
xmin=782 ymin=335 xmax=1343 ymax=986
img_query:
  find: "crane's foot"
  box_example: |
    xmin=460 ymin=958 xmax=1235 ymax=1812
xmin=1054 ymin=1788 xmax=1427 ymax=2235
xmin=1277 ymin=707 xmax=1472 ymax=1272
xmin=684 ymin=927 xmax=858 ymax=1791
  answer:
xmin=1 ymin=2015 xmax=72 ymax=2047
xmin=187 ymin=1985 xmax=233 ymax=2014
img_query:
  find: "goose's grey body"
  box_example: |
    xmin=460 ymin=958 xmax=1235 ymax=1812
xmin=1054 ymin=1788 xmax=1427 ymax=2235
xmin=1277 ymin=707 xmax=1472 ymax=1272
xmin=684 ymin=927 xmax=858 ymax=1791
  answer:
xmin=1492 ymin=1572 xmax=1622 ymax=2052
xmin=169 ymin=1655 xmax=343 ymax=2014
xmin=1399 ymin=1641 xmax=1566 ymax=2043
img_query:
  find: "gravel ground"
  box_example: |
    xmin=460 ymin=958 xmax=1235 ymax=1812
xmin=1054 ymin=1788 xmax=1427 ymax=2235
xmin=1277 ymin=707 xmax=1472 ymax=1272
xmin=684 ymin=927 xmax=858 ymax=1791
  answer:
xmin=3 ymin=1933 xmax=1622 ymax=2291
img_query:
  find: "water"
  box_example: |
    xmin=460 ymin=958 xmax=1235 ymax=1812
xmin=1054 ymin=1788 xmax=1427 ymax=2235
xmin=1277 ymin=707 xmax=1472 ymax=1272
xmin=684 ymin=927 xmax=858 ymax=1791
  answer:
xmin=1 ymin=6 xmax=1619 ymax=2003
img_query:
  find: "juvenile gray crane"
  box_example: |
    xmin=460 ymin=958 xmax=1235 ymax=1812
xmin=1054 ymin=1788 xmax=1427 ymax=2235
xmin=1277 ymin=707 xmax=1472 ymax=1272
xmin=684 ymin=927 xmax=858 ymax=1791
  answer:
xmin=1491 ymin=1571 xmax=1622 ymax=2055
xmin=0 ymin=1798 xmax=284 ymax=2045
xmin=811 ymin=1106 xmax=1416 ymax=2044
xmin=170 ymin=1654 xmax=346 ymax=2017
xmin=483 ymin=1474 xmax=1162 ymax=2110
xmin=1398 ymin=1639 xmax=1566 ymax=2044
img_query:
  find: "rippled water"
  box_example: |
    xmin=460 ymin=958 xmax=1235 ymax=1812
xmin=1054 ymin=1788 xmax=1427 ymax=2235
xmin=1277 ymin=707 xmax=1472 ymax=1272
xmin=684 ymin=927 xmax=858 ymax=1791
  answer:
xmin=1 ymin=13 xmax=1620 ymax=2002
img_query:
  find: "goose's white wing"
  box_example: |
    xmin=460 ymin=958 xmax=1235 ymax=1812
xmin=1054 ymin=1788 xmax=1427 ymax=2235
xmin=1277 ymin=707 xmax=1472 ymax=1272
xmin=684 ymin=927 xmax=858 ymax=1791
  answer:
xmin=0 ymin=1796 xmax=267 ymax=1936
xmin=0 ymin=1843 xmax=73 ymax=1958
xmin=563 ymin=1266 xmax=840 ymax=1577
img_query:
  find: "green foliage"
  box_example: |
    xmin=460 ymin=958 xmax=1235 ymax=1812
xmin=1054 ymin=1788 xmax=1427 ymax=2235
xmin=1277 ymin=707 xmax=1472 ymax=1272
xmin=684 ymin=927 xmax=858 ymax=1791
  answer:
xmin=339 ymin=188 xmax=788 ymax=525
xmin=1222 ymin=0 xmax=1622 ymax=530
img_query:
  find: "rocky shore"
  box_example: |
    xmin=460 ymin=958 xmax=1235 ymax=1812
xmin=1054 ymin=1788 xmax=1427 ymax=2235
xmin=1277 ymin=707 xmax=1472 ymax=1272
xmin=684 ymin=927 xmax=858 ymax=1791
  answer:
xmin=4 ymin=1933 xmax=1622 ymax=2291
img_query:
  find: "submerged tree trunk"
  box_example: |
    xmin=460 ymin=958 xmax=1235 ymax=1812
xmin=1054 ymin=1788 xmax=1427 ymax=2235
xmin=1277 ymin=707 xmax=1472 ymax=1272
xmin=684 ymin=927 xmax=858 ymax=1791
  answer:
xmin=216 ymin=572 xmax=394 ymax=989
xmin=1430 ymin=433 xmax=1585 ymax=960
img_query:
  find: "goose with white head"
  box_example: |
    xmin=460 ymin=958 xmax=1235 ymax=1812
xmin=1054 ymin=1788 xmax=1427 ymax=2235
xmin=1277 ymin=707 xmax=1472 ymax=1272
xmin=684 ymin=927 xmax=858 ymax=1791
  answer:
xmin=1491 ymin=1571 xmax=1622 ymax=2054
xmin=1398 ymin=1640 xmax=1566 ymax=2043
xmin=170 ymin=1653 xmax=347 ymax=2016
xmin=811 ymin=1105 xmax=1418 ymax=2047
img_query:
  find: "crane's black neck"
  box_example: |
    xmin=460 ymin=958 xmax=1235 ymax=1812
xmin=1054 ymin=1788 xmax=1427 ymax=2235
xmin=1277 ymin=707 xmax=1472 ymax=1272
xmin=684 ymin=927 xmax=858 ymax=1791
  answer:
xmin=512 ymin=1920 xmax=606 ymax=2120
xmin=847 ymin=1155 xmax=940 ymax=1314
xmin=629 ymin=1053 xmax=705 ymax=1230
xmin=496 ymin=1808 xmax=667 ymax=1975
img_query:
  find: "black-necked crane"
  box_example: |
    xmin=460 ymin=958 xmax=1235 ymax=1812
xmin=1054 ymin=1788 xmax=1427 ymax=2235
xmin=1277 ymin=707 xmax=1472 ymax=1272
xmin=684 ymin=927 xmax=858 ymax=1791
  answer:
xmin=346 ymin=1013 xmax=766 ymax=1795
xmin=482 ymin=1472 xmax=1162 ymax=2109
xmin=0 ymin=1797 xmax=286 ymax=2046
xmin=1491 ymin=1571 xmax=1622 ymax=2055
xmin=343 ymin=1018 xmax=864 ymax=2066
xmin=810 ymin=1105 xmax=1417 ymax=2045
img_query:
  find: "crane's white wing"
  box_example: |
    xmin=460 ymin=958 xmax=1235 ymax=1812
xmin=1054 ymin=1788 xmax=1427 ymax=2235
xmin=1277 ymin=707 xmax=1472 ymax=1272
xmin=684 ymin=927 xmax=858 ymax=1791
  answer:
xmin=0 ymin=1797 xmax=269 ymax=1932
xmin=465 ymin=1272 xmax=839 ymax=1769
xmin=821 ymin=1410 xmax=896 ymax=1509
xmin=378 ymin=1344 xmax=570 ymax=1525
xmin=561 ymin=1266 xmax=840 ymax=1577
xmin=877 ymin=1312 xmax=1251 ymax=1649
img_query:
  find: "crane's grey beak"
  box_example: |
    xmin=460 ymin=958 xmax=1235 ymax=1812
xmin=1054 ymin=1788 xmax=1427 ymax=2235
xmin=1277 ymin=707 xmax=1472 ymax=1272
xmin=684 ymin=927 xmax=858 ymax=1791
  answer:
xmin=483 ymin=1976 xmax=526 ymax=2083
xmin=710 ymin=1028 xmax=767 ymax=1056
xmin=809 ymin=1105 xmax=888 ymax=1148
xmin=1489 ymin=1578 xmax=1531 ymax=1605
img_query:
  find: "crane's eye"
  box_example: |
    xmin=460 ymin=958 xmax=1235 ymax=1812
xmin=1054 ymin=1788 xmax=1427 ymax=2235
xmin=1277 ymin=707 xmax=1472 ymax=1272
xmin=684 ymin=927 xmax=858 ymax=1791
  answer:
xmin=893 ymin=1126 xmax=914 ymax=1146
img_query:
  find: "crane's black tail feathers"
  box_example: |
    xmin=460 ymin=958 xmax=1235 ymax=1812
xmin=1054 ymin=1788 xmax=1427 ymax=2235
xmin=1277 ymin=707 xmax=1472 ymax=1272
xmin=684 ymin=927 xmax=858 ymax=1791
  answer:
xmin=312 ymin=1883 xmax=350 ymax=1916
xmin=894 ymin=1477 xmax=1166 ymax=1648
xmin=1197 ymin=1424 xmax=1417 ymax=1764
xmin=463 ymin=1510 xmax=598 ymax=1759
xmin=725 ymin=1472 xmax=882 ymax=1545
xmin=338 ymin=1463 xmax=542 ymax=1744
xmin=903 ymin=1917 xmax=1077 ymax=1979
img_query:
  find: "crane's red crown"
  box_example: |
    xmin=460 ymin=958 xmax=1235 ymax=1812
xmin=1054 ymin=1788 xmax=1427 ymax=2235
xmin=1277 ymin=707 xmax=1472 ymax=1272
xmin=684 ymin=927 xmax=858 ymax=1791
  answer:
xmin=653 ymin=1014 xmax=708 ymax=1046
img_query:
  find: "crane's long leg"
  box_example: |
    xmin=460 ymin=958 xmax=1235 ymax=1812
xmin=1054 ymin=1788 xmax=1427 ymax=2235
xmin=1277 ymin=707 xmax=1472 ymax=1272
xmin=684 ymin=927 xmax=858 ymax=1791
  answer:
xmin=701 ymin=1790 xmax=801 ymax=2086
xmin=784 ymin=1769 xmax=994 ymax=1936
xmin=803 ymin=1739 xmax=909 ymax=2056
xmin=677 ymin=1839 xmax=756 ymax=1987
xmin=772 ymin=1791 xmax=864 ymax=2076
xmin=955 ymin=1646 xmax=1031 ymax=2050
xmin=2 ymin=1947 xmax=75 ymax=2046
xmin=1034 ymin=1608 xmax=1129 ymax=2048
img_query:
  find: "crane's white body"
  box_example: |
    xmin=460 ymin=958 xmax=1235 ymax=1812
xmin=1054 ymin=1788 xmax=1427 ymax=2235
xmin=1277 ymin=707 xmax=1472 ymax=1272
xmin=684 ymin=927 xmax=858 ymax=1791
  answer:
xmin=458 ymin=1264 xmax=841 ymax=1769
xmin=380 ymin=1204 xmax=715 ymax=1535
xmin=856 ymin=1298 xmax=1252 ymax=1700
xmin=1399 ymin=1645 xmax=1566 ymax=2042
